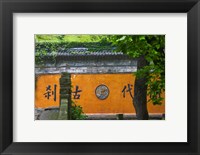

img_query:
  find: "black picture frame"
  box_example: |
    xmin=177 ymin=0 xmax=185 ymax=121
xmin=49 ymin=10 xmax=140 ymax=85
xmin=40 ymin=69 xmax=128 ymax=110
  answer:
xmin=0 ymin=0 xmax=199 ymax=154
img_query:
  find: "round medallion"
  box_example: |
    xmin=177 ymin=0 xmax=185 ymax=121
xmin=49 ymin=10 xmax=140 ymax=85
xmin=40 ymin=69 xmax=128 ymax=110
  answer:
xmin=95 ymin=84 xmax=109 ymax=100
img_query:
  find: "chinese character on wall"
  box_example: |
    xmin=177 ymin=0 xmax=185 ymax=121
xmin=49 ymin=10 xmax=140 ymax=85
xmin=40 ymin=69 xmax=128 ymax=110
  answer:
xmin=43 ymin=84 xmax=57 ymax=101
xmin=72 ymin=85 xmax=82 ymax=99
xmin=122 ymin=84 xmax=133 ymax=99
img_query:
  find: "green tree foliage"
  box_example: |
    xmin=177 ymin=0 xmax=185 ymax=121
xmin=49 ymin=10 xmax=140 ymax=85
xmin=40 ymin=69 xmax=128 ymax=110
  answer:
xmin=35 ymin=35 xmax=112 ymax=65
xmin=109 ymin=35 xmax=165 ymax=105
xmin=70 ymin=101 xmax=87 ymax=120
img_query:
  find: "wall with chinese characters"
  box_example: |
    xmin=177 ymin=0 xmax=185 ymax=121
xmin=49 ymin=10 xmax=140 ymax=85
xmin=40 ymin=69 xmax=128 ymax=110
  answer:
xmin=35 ymin=74 xmax=61 ymax=108
xmin=35 ymin=74 xmax=165 ymax=114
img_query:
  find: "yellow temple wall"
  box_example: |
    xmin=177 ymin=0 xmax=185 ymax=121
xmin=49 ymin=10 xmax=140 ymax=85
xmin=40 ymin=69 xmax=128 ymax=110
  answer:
xmin=35 ymin=74 xmax=165 ymax=114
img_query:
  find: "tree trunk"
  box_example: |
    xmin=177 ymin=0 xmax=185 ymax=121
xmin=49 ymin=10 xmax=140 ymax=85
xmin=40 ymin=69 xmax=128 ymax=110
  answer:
xmin=133 ymin=55 xmax=149 ymax=120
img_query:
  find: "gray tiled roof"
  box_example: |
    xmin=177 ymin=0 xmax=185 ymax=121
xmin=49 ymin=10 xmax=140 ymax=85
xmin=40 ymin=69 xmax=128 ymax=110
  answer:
xmin=46 ymin=48 xmax=124 ymax=57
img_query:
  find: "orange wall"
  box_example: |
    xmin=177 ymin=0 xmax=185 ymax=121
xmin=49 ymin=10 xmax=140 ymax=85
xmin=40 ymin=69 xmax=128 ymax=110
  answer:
xmin=35 ymin=74 xmax=165 ymax=114
xmin=35 ymin=74 xmax=61 ymax=108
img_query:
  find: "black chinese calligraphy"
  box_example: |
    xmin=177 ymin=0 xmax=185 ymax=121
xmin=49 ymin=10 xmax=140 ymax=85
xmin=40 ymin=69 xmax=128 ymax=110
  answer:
xmin=72 ymin=85 xmax=82 ymax=99
xmin=122 ymin=84 xmax=133 ymax=99
xmin=43 ymin=84 xmax=57 ymax=101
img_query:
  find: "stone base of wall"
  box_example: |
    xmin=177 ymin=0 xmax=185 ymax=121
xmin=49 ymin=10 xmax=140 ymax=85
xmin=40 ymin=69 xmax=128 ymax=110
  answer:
xmin=85 ymin=113 xmax=164 ymax=120
xmin=35 ymin=108 xmax=164 ymax=120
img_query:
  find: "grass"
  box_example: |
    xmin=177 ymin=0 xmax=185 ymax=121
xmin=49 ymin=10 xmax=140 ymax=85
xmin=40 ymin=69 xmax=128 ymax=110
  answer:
xmin=35 ymin=34 xmax=108 ymax=43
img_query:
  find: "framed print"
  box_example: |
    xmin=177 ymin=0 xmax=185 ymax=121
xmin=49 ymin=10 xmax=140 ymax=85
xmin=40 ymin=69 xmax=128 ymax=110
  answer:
xmin=0 ymin=0 xmax=200 ymax=154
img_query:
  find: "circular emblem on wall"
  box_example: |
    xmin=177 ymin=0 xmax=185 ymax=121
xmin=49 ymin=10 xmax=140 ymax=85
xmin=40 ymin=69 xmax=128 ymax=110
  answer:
xmin=95 ymin=84 xmax=109 ymax=100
